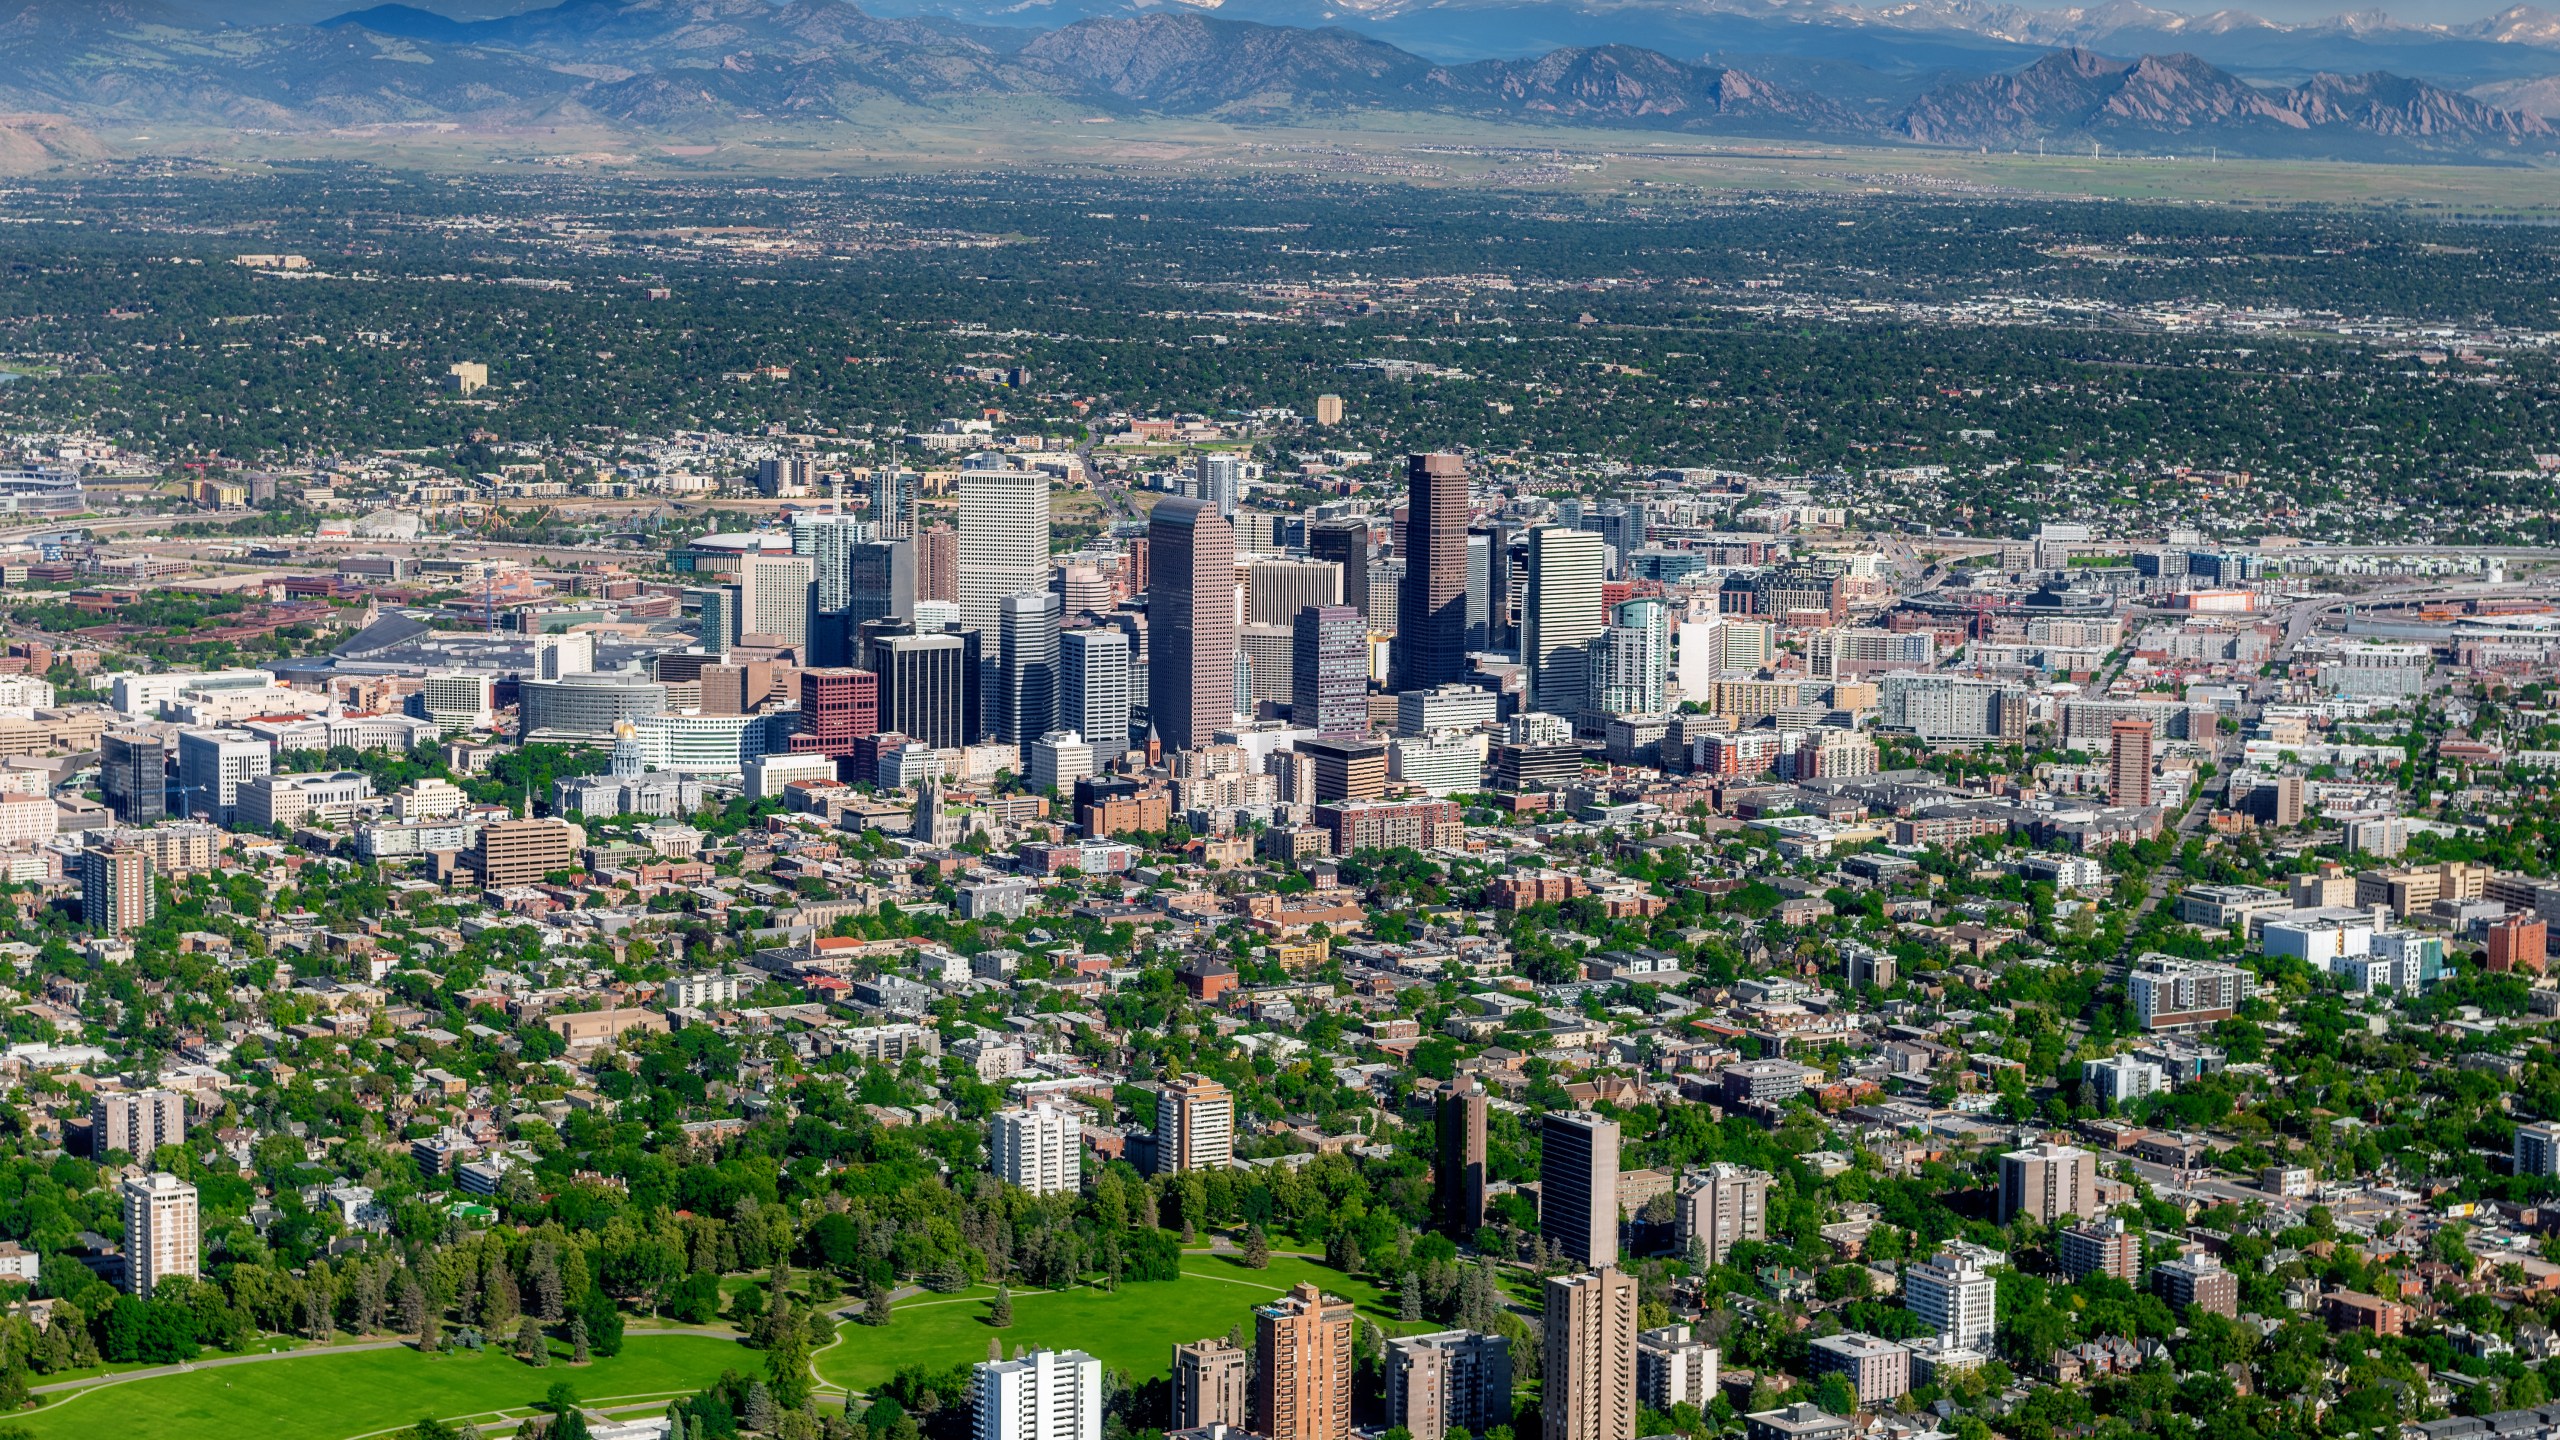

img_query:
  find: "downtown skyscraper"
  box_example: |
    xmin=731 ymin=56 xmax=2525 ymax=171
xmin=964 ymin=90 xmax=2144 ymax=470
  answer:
xmin=958 ymin=468 xmax=1052 ymax=727
xmin=1147 ymin=497 xmax=1236 ymax=750
xmin=1292 ymin=604 xmax=1368 ymax=739
xmin=997 ymin=591 xmax=1063 ymax=747
xmin=1523 ymin=525 xmax=1606 ymax=718
xmin=1397 ymin=452 xmax=1470 ymax=691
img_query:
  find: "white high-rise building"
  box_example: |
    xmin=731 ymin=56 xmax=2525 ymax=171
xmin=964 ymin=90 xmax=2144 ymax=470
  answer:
xmin=1591 ymin=597 xmax=1668 ymax=717
xmin=1061 ymin=628 xmax=1132 ymax=766
xmin=420 ymin=671 xmax=497 ymax=734
xmin=1634 ymin=1324 xmax=1717 ymax=1412
xmin=738 ymin=554 xmax=816 ymax=650
xmin=1197 ymin=453 xmax=1245 ymax=516
xmin=1027 ymin=731 xmax=1097 ymax=795
xmin=175 ymin=729 xmax=272 ymax=823
xmin=959 ymin=470 xmax=1053 ymax=727
xmin=533 ymin=632 xmax=595 ymax=681
xmin=793 ymin=511 xmax=872 ymax=617
xmin=121 ymin=1172 xmax=199 ymax=1297
xmin=990 ymin=1102 xmax=1083 ymax=1196
xmin=874 ymin=469 xmax=919 ymax=541
xmin=976 ymin=1348 xmax=1104 ymax=1440
xmin=1523 ymin=526 xmax=1606 ymax=716
xmin=1673 ymin=620 xmax=1723 ymax=703
xmin=1903 ymin=1247 xmax=1998 ymax=1352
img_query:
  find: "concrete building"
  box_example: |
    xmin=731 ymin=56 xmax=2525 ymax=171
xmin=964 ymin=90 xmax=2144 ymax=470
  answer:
xmin=663 ymin=974 xmax=744 ymax=1009
xmin=1398 ymin=684 xmax=1498 ymax=737
xmin=2518 ymin=1123 xmax=2560 ymax=1178
xmin=2082 ymin=1053 xmax=2169 ymax=1107
xmin=974 ymin=1348 xmax=1103 ymax=1440
xmin=239 ymin=770 xmax=374 ymax=830
xmin=1634 ymin=1324 xmax=1717 ymax=1411
xmin=174 ymin=728 xmax=271 ymax=823
xmin=1743 ymin=1404 xmax=1854 ymax=1440
xmin=533 ymin=630 xmax=595 ymax=680
xmin=1541 ymin=1111 xmax=1621 ymax=1269
xmin=1903 ymin=1248 xmax=1998 ymax=1352
xmin=739 ymin=553 xmax=816 ymax=650
xmin=1542 ymin=1267 xmax=1637 ymax=1440
xmin=1297 ymin=736 xmax=1388 ymax=806
xmin=1153 ymin=1076 xmax=1232 ymax=1176
xmin=1253 ymin=1283 xmax=1355 ymax=1440
xmin=2128 ymin=955 xmax=2255 ymax=1032
xmin=2109 ymin=717 xmax=2155 ymax=808
xmin=1806 ymin=1332 xmax=1908 ymax=1407
xmin=1291 ymin=603 xmax=1370 ymax=739
xmin=94 ymin=1090 xmax=186 ymax=1160
xmin=1389 ymin=732 xmax=1482 ymax=797
xmin=420 ymin=670 xmax=498 ymax=734
xmin=2058 ymin=1216 xmax=2140 ymax=1283
xmin=1062 ymin=628 xmax=1134 ymax=766
xmin=990 ymin=1101 xmax=1082 ymax=1197
xmin=1523 ymin=526 xmax=1606 ymax=716
xmin=121 ymin=1172 xmax=198 ymax=1297
xmin=79 ymin=845 xmax=153 ymax=934
xmin=1677 ymin=1164 xmax=1770 ymax=1266
xmin=1027 ymin=731 xmax=1097 ymax=796
xmin=519 ymin=671 xmax=668 ymax=741
xmin=959 ymin=469 xmax=1054 ymax=728
xmin=470 ymin=816 xmax=583 ymax=888
xmin=1172 ymin=1340 xmax=1250 ymax=1431
xmin=1999 ymin=1143 xmax=2100 ymax=1225
xmin=1247 ymin=559 xmax=1342 ymax=627
xmin=1385 ymin=1330 xmax=1512 ymax=1440
xmin=2152 ymin=1253 xmax=2239 ymax=1318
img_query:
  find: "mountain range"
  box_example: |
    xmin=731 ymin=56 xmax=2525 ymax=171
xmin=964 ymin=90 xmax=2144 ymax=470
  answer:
xmin=0 ymin=0 xmax=2554 ymax=163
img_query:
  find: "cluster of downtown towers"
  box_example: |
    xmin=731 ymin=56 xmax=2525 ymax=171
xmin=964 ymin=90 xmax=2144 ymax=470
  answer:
xmin=770 ymin=453 xmax=1626 ymax=761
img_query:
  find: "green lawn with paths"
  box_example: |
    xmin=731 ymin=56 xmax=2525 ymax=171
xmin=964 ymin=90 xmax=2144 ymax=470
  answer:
xmin=12 ymin=1333 xmax=752 ymax=1440
xmin=0 ymin=1254 xmax=1401 ymax=1433
xmin=816 ymin=1253 xmax=1410 ymax=1392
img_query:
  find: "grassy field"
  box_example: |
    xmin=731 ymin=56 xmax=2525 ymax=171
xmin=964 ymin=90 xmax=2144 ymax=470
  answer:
xmin=0 ymin=1257 xmax=1404 ymax=1434
xmin=13 ymin=1333 xmax=752 ymax=1440
xmin=814 ymin=1253 xmax=1411 ymax=1393
xmin=51 ymin=104 xmax=2560 ymax=212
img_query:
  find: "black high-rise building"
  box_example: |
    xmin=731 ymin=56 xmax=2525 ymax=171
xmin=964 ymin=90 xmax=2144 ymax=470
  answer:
xmin=1435 ymin=1078 xmax=1488 ymax=1238
xmin=848 ymin=539 xmax=915 ymax=629
xmin=1310 ymin=518 xmax=1374 ymax=624
xmin=1397 ymin=453 xmax=1470 ymax=690
xmin=862 ymin=622 xmax=982 ymax=749
xmin=99 ymin=730 xmax=166 ymax=826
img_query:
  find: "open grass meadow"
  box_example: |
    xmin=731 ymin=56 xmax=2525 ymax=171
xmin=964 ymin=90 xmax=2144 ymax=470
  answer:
xmin=814 ymin=1252 xmax=1411 ymax=1392
xmin=12 ymin=1333 xmax=753 ymax=1440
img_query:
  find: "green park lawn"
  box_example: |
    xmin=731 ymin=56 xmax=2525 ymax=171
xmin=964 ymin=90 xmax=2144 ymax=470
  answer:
xmin=816 ymin=1253 xmax=1411 ymax=1392
xmin=13 ymin=1333 xmax=753 ymax=1440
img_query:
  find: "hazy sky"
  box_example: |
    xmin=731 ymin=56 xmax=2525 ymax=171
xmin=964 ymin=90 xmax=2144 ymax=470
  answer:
xmin=204 ymin=0 xmax=2539 ymax=30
